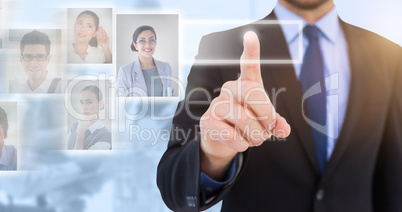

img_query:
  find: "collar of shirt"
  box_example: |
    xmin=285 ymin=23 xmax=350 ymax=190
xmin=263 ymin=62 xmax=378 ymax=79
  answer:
xmin=87 ymin=120 xmax=105 ymax=134
xmin=70 ymin=43 xmax=94 ymax=53
xmin=69 ymin=44 xmax=98 ymax=56
xmin=24 ymin=71 xmax=56 ymax=93
xmin=274 ymin=2 xmax=341 ymax=45
xmin=273 ymin=2 xmax=352 ymax=158
xmin=86 ymin=45 xmax=97 ymax=54
xmin=0 ymin=145 xmax=14 ymax=166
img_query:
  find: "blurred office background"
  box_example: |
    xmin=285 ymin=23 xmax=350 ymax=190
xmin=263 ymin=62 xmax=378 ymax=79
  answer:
xmin=0 ymin=0 xmax=401 ymax=211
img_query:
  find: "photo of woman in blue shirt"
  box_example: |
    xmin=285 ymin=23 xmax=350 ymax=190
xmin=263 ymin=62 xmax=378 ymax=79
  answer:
xmin=0 ymin=105 xmax=17 ymax=170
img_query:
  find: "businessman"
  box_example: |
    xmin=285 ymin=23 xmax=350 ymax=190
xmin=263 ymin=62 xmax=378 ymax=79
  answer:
xmin=157 ymin=0 xmax=402 ymax=211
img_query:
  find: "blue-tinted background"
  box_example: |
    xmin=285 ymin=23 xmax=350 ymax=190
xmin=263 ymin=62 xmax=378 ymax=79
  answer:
xmin=0 ymin=0 xmax=401 ymax=211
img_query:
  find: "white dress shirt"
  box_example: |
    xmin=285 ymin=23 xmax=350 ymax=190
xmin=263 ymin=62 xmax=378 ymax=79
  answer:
xmin=68 ymin=44 xmax=106 ymax=63
xmin=11 ymin=71 xmax=61 ymax=94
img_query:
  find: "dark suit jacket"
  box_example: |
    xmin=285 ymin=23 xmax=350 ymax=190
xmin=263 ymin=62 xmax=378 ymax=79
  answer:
xmin=157 ymin=12 xmax=402 ymax=212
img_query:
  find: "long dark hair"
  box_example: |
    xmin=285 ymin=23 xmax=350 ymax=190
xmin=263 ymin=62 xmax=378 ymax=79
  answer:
xmin=76 ymin=10 xmax=100 ymax=47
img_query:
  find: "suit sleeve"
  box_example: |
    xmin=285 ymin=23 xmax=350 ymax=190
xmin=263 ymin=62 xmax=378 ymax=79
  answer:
xmin=373 ymin=46 xmax=402 ymax=211
xmin=157 ymin=33 xmax=247 ymax=211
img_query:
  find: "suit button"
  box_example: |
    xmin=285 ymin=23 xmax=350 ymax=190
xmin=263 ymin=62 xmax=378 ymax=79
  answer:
xmin=186 ymin=196 xmax=197 ymax=207
xmin=316 ymin=189 xmax=324 ymax=201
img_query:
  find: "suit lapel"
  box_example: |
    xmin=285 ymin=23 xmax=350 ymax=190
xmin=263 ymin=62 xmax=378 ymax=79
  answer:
xmin=154 ymin=59 xmax=168 ymax=97
xmin=322 ymin=20 xmax=370 ymax=179
xmin=258 ymin=12 xmax=320 ymax=174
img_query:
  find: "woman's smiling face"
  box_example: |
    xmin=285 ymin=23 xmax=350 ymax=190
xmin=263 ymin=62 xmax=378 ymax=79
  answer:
xmin=74 ymin=13 xmax=97 ymax=44
xmin=133 ymin=30 xmax=157 ymax=58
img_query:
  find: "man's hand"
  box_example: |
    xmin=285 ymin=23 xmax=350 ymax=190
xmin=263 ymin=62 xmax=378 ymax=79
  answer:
xmin=199 ymin=31 xmax=291 ymax=181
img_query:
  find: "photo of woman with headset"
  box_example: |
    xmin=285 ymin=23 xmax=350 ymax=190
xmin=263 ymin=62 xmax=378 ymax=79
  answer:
xmin=68 ymin=10 xmax=112 ymax=63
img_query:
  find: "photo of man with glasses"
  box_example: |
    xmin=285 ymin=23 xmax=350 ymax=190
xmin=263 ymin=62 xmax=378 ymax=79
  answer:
xmin=10 ymin=30 xmax=61 ymax=94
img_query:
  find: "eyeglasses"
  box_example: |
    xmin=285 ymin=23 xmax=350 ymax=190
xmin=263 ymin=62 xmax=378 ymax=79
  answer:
xmin=21 ymin=54 xmax=49 ymax=61
xmin=135 ymin=39 xmax=157 ymax=45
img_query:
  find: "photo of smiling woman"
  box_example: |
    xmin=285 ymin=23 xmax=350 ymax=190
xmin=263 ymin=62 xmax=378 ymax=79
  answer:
xmin=116 ymin=25 xmax=174 ymax=97
xmin=67 ymin=85 xmax=111 ymax=150
xmin=67 ymin=9 xmax=112 ymax=63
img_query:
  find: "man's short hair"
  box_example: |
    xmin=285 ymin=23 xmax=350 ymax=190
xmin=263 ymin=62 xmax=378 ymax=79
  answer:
xmin=0 ymin=106 xmax=8 ymax=136
xmin=20 ymin=30 xmax=51 ymax=55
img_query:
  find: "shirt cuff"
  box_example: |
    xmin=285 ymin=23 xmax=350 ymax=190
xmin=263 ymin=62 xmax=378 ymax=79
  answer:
xmin=199 ymin=155 xmax=238 ymax=199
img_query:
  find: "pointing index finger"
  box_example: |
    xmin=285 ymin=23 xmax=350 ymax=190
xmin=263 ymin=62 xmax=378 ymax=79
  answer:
xmin=240 ymin=31 xmax=262 ymax=85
